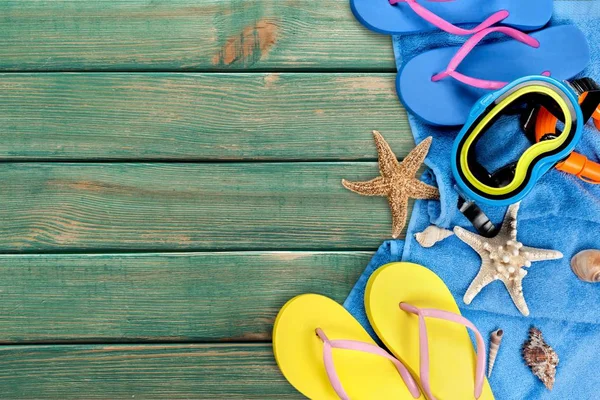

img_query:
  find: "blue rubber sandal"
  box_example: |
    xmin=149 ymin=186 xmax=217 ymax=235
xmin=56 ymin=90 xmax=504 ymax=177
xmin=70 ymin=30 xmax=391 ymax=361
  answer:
xmin=397 ymin=25 xmax=590 ymax=126
xmin=351 ymin=0 xmax=553 ymax=35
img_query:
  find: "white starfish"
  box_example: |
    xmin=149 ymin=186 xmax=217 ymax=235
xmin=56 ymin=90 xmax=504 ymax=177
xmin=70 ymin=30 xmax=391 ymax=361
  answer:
xmin=454 ymin=203 xmax=563 ymax=316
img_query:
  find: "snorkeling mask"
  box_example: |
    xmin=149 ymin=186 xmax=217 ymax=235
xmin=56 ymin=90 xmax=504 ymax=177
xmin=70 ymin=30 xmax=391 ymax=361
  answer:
xmin=452 ymin=75 xmax=585 ymax=207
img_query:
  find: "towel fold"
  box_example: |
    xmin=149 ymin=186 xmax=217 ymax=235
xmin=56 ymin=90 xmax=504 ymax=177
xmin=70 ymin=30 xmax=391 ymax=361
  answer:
xmin=345 ymin=2 xmax=600 ymax=399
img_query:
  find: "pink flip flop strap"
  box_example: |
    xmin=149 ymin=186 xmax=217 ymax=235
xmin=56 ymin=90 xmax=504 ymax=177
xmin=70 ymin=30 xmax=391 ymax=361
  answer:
xmin=431 ymin=26 xmax=550 ymax=90
xmin=389 ymin=0 xmax=509 ymax=36
xmin=315 ymin=328 xmax=421 ymax=399
xmin=399 ymin=303 xmax=486 ymax=400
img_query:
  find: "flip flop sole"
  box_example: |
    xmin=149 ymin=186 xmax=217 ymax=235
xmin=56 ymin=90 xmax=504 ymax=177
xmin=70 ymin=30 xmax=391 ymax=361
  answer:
xmin=365 ymin=263 xmax=495 ymax=400
xmin=397 ymin=25 xmax=589 ymax=126
xmin=351 ymin=0 xmax=552 ymax=35
xmin=273 ymin=294 xmax=424 ymax=399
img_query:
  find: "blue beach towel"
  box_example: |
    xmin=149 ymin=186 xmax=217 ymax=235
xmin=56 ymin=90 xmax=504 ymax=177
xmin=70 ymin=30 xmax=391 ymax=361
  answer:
xmin=345 ymin=2 xmax=600 ymax=399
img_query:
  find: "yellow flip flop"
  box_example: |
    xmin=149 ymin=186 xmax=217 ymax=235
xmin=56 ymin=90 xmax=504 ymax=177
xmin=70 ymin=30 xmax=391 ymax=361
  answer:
xmin=273 ymin=294 xmax=424 ymax=399
xmin=365 ymin=263 xmax=495 ymax=400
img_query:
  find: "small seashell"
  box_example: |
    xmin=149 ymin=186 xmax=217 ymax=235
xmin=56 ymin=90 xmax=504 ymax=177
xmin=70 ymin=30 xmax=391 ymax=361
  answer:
xmin=523 ymin=327 xmax=559 ymax=390
xmin=414 ymin=225 xmax=454 ymax=248
xmin=488 ymin=329 xmax=504 ymax=377
xmin=570 ymin=250 xmax=600 ymax=283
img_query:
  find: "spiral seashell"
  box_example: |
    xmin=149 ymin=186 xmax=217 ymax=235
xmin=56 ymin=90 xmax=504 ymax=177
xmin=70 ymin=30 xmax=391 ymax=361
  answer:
xmin=570 ymin=250 xmax=600 ymax=283
xmin=523 ymin=327 xmax=559 ymax=390
xmin=414 ymin=225 xmax=454 ymax=248
xmin=488 ymin=329 xmax=503 ymax=377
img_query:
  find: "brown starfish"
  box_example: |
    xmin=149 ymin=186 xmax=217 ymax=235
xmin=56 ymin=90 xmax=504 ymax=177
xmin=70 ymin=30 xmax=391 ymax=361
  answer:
xmin=342 ymin=131 xmax=439 ymax=238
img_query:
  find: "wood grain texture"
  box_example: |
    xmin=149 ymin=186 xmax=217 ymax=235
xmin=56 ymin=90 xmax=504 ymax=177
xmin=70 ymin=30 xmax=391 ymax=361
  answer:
xmin=0 ymin=344 xmax=299 ymax=399
xmin=0 ymin=0 xmax=394 ymax=71
xmin=0 ymin=1 xmax=417 ymax=394
xmin=0 ymin=73 xmax=411 ymax=161
xmin=0 ymin=162 xmax=415 ymax=251
xmin=0 ymin=251 xmax=370 ymax=342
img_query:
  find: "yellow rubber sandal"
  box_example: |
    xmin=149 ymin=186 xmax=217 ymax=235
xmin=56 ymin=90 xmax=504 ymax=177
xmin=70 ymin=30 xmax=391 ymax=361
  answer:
xmin=273 ymin=294 xmax=424 ymax=399
xmin=365 ymin=263 xmax=495 ymax=400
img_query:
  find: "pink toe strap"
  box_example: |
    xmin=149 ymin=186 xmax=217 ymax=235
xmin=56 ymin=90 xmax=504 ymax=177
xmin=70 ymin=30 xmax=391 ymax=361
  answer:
xmin=431 ymin=26 xmax=550 ymax=90
xmin=315 ymin=328 xmax=421 ymax=399
xmin=399 ymin=303 xmax=486 ymax=400
xmin=389 ymin=0 xmax=509 ymax=36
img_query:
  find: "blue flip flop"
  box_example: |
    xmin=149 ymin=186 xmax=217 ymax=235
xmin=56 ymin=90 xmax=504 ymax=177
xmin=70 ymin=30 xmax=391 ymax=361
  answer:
xmin=397 ymin=25 xmax=590 ymax=126
xmin=351 ymin=0 xmax=553 ymax=35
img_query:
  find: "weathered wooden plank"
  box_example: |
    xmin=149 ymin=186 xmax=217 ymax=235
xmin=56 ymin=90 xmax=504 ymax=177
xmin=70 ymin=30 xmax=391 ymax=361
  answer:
xmin=0 ymin=251 xmax=370 ymax=342
xmin=0 ymin=162 xmax=412 ymax=251
xmin=0 ymin=73 xmax=411 ymax=161
xmin=0 ymin=344 xmax=298 ymax=399
xmin=0 ymin=0 xmax=394 ymax=71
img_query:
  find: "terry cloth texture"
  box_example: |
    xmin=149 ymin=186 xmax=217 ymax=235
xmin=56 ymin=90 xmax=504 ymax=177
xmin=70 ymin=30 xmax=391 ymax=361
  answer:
xmin=345 ymin=2 xmax=600 ymax=399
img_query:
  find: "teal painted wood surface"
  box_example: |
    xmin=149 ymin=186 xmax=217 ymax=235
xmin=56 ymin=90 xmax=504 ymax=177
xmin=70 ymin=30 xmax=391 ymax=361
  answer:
xmin=0 ymin=162 xmax=409 ymax=251
xmin=0 ymin=73 xmax=411 ymax=160
xmin=0 ymin=252 xmax=371 ymax=342
xmin=0 ymin=344 xmax=300 ymax=399
xmin=0 ymin=0 xmax=394 ymax=72
xmin=0 ymin=0 xmax=417 ymax=397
